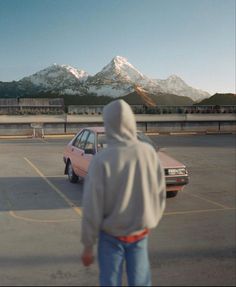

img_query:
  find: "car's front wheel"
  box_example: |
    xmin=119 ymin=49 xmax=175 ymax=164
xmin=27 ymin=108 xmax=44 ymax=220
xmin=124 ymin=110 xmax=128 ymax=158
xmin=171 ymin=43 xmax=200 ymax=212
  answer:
xmin=67 ymin=161 xmax=78 ymax=183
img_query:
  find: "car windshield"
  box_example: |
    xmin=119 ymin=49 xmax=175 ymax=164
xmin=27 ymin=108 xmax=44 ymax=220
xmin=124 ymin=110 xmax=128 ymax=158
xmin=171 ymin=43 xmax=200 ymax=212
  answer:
xmin=97 ymin=131 xmax=157 ymax=151
xmin=97 ymin=133 xmax=108 ymax=151
xmin=136 ymin=131 xmax=157 ymax=149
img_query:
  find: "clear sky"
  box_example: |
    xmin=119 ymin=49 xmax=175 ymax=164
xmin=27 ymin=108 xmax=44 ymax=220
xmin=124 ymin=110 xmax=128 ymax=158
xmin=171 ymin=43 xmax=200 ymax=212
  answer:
xmin=0 ymin=0 xmax=235 ymax=94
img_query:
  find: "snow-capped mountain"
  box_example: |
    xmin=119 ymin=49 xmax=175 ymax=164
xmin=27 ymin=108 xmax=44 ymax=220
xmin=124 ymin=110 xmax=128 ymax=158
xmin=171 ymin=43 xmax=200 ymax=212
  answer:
xmin=87 ymin=56 xmax=163 ymax=97
xmin=95 ymin=56 xmax=145 ymax=82
xmin=0 ymin=56 xmax=211 ymax=101
xmin=155 ymin=75 xmax=210 ymax=102
xmin=20 ymin=64 xmax=89 ymax=95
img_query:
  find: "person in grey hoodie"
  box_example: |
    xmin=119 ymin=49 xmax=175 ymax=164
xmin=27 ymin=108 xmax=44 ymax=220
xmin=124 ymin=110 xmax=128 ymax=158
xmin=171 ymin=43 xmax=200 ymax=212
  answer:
xmin=81 ymin=99 xmax=166 ymax=286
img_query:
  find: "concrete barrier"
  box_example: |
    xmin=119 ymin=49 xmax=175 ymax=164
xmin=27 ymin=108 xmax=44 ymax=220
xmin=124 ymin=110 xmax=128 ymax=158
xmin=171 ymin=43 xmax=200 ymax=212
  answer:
xmin=0 ymin=114 xmax=235 ymax=136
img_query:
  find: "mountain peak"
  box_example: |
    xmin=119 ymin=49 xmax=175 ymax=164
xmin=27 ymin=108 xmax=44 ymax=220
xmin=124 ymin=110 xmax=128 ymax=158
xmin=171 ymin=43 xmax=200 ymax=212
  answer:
xmin=155 ymin=74 xmax=210 ymax=101
xmin=19 ymin=63 xmax=89 ymax=95
xmin=112 ymin=55 xmax=128 ymax=65
xmin=167 ymin=74 xmax=185 ymax=82
xmin=99 ymin=55 xmax=144 ymax=80
xmin=102 ymin=55 xmax=130 ymax=72
xmin=1 ymin=56 xmax=211 ymax=101
xmin=23 ymin=64 xmax=89 ymax=83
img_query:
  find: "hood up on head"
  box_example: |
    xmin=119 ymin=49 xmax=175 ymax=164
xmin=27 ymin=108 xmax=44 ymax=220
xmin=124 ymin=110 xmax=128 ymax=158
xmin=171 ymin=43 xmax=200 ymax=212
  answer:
xmin=103 ymin=100 xmax=137 ymax=145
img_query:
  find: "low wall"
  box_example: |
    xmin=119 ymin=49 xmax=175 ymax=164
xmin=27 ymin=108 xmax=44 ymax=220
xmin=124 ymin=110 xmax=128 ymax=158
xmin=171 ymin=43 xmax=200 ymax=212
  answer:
xmin=0 ymin=114 xmax=235 ymax=136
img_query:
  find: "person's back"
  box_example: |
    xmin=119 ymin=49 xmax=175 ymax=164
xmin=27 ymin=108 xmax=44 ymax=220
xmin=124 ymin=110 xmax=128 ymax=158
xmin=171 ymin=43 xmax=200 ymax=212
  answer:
xmin=93 ymin=140 xmax=165 ymax=237
xmin=81 ymin=99 xmax=166 ymax=286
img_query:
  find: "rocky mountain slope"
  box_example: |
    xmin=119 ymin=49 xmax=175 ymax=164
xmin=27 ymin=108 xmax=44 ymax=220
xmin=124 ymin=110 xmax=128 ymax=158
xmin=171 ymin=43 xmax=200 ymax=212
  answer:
xmin=155 ymin=75 xmax=210 ymax=102
xmin=197 ymin=93 xmax=236 ymax=105
xmin=86 ymin=56 xmax=163 ymax=97
xmin=0 ymin=56 xmax=211 ymax=101
xmin=20 ymin=64 xmax=88 ymax=95
xmin=121 ymin=86 xmax=194 ymax=106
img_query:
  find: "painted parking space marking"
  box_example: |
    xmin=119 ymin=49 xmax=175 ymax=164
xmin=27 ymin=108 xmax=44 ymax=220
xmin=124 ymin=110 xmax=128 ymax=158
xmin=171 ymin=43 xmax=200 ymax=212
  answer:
xmin=4 ymin=157 xmax=233 ymax=222
xmin=9 ymin=210 xmax=79 ymax=223
xmin=185 ymin=191 xmax=232 ymax=209
xmin=164 ymin=207 xmax=235 ymax=216
xmin=45 ymin=175 xmax=67 ymax=178
xmin=24 ymin=157 xmax=83 ymax=217
xmin=3 ymin=191 xmax=80 ymax=223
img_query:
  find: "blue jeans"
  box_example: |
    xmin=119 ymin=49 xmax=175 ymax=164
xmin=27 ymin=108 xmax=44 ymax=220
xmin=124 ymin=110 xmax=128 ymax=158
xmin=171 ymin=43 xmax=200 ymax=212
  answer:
xmin=98 ymin=231 xmax=151 ymax=286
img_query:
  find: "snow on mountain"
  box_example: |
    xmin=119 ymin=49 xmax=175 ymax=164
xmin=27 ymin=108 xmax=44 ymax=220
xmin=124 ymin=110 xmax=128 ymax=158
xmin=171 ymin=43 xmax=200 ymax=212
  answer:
xmin=87 ymin=56 xmax=163 ymax=97
xmin=155 ymin=75 xmax=210 ymax=101
xmin=1 ymin=56 xmax=211 ymax=101
xmin=99 ymin=56 xmax=145 ymax=82
xmin=20 ymin=64 xmax=89 ymax=94
xmin=86 ymin=56 xmax=210 ymax=100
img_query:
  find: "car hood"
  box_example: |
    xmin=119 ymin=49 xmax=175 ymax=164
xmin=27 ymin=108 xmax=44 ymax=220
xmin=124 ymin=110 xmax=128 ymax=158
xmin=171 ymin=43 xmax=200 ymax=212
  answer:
xmin=158 ymin=150 xmax=186 ymax=169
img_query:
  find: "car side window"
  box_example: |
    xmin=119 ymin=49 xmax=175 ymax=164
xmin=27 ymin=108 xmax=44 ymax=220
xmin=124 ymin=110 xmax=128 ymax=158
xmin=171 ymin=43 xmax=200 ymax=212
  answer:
xmin=97 ymin=133 xmax=108 ymax=151
xmin=84 ymin=132 xmax=95 ymax=153
xmin=73 ymin=131 xmax=84 ymax=148
xmin=78 ymin=130 xmax=89 ymax=149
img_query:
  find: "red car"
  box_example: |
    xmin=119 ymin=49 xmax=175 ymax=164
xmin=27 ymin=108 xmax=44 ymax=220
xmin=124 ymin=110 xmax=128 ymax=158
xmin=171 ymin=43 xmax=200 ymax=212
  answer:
xmin=63 ymin=127 xmax=189 ymax=197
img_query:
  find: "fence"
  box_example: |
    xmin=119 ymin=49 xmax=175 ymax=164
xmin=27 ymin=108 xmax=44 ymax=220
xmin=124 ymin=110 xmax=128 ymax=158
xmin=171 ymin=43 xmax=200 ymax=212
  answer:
xmin=67 ymin=105 xmax=236 ymax=115
xmin=1 ymin=98 xmax=236 ymax=115
xmin=0 ymin=98 xmax=64 ymax=115
xmin=0 ymin=113 xmax=235 ymax=136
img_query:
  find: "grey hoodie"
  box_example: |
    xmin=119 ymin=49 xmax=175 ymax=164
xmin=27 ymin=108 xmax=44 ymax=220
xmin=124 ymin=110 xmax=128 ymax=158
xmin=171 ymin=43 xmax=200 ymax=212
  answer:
xmin=81 ymin=100 xmax=166 ymax=247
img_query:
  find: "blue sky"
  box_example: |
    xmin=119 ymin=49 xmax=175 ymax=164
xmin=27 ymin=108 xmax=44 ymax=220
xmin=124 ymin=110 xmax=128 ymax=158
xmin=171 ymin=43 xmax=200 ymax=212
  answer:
xmin=0 ymin=0 xmax=235 ymax=94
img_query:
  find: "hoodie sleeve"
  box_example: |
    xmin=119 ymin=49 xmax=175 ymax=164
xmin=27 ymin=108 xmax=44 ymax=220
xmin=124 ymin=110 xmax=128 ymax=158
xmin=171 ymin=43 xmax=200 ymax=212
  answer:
xmin=81 ymin=156 xmax=104 ymax=248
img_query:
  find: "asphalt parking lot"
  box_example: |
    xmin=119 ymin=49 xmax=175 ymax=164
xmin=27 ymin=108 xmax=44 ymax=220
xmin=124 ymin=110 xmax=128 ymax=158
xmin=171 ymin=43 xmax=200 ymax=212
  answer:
xmin=0 ymin=134 xmax=235 ymax=286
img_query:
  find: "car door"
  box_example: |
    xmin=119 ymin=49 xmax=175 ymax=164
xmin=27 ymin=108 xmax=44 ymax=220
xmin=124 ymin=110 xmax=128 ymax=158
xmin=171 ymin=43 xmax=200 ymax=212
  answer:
xmin=81 ymin=131 xmax=96 ymax=176
xmin=71 ymin=129 xmax=90 ymax=177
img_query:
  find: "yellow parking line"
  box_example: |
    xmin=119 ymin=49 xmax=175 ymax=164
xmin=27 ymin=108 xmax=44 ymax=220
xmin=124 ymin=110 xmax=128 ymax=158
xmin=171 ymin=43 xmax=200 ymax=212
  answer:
xmin=164 ymin=207 xmax=235 ymax=216
xmin=12 ymin=157 xmax=235 ymax=222
xmin=24 ymin=157 xmax=83 ymax=217
xmin=46 ymin=175 xmax=67 ymax=178
xmin=9 ymin=211 xmax=79 ymax=223
xmin=0 ymin=135 xmax=32 ymax=139
xmin=3 ymin=191 xmax=80 ymax=223
xmin=44 ymin=134 xmax=75 ymax=139
xmin=185 ymin=192 xmax=231 ymax=209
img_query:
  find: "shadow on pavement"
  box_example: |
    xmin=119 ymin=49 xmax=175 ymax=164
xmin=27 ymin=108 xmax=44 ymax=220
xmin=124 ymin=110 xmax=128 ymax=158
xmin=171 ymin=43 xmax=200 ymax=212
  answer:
xmin=0 ymin=176 xmax=84 ymax=212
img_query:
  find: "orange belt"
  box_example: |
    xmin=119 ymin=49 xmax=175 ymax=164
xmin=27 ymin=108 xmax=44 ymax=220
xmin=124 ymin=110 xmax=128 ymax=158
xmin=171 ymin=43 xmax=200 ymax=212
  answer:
xmin=116 ymin=229 xmax=149 ymax=243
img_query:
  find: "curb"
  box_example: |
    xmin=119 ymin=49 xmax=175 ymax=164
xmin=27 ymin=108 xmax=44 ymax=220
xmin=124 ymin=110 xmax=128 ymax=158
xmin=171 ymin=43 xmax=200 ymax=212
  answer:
xmin=169 ymin=132 xmax=198 ymax=136
xmin=0 ymin=134 xmax=75 ymax=139
xmin=44 ymin=134 xmax=75 ymax=139
xmin=0 ymin=131 xmax=235 ymax=140
xmin=0 ymin=135 xmax=33 ymax=139
xmin=205 ymin=131 xmax=236 ymax=135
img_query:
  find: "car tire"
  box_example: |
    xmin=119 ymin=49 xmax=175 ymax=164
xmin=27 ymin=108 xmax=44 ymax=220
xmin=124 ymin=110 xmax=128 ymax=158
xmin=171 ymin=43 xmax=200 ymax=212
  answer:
xmin=167 ymin=191 xmax=178 ymax=198
xmin=67 ymin=161 xmax=78 ymax=183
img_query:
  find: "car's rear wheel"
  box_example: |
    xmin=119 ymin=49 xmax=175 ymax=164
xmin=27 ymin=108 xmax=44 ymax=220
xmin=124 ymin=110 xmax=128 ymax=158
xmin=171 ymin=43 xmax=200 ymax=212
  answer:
xmin=67 ymin=161 xmax=78 ymax=183
xmin=167 ymin=191 xmax=178 ymax=198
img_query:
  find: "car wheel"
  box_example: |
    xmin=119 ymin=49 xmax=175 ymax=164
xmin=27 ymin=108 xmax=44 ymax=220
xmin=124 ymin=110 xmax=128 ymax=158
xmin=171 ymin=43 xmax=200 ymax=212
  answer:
xmin=167 ymin=191 xmax=178 ymax=198
xmin=67 ymin=161 xmax=78 ymax=183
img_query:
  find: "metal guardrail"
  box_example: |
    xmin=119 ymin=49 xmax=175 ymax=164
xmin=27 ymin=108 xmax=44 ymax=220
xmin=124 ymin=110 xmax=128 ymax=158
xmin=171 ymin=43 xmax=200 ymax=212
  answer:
xmin=0 ymin=100 xmax=236 ymax=115
xmin=67 ymin=105 xmax=236 ymax=115
xmin=0 ymin=98 xmax=64 ymax=115
xmin=0 ymin=113 xmax=235 ymax=136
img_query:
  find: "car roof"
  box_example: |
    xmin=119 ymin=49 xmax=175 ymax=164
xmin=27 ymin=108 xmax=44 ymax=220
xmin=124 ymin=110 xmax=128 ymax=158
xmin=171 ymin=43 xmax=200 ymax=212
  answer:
xmin=84 ymin=126 xmax=105 ymax=133
xmin=83 ymin=127 xmax=146 ymax=134
xmin=82 ymin=127 xmax=147 ymax=134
